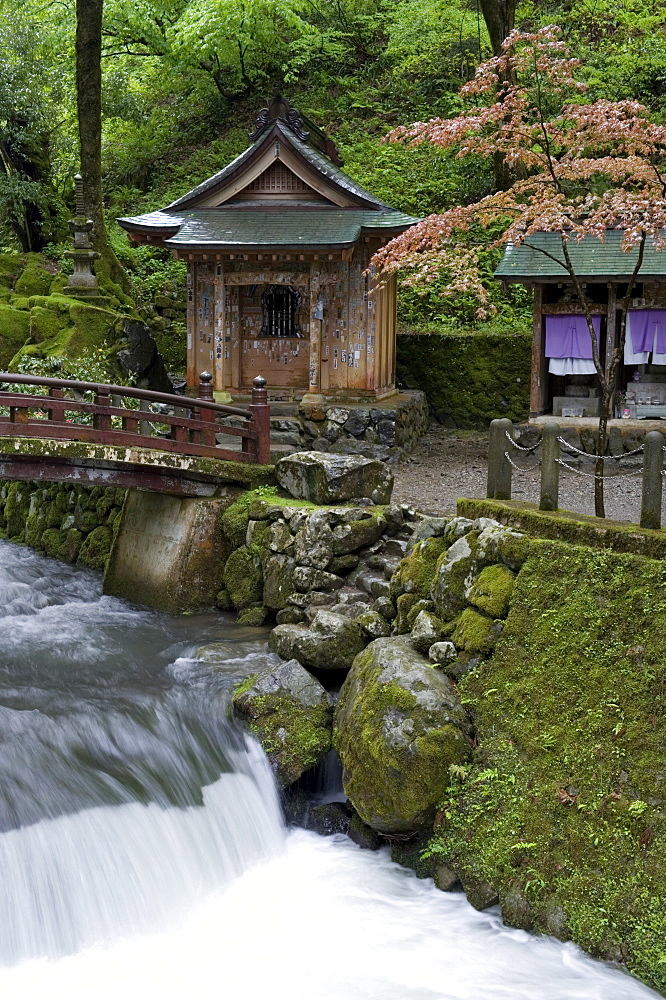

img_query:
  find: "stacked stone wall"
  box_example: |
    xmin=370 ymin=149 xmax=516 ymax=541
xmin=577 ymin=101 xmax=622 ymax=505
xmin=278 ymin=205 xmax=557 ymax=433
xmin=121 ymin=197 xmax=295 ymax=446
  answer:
xmin=0 ymin=480 xmax=125 ymax=569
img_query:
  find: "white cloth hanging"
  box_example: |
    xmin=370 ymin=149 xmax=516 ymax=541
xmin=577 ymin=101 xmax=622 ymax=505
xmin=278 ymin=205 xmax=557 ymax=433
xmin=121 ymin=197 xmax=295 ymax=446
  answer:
xmin=624 ymin=312 xmax=651 ymax=365
xmin=548 ymin=358 xmax=598 ymax=376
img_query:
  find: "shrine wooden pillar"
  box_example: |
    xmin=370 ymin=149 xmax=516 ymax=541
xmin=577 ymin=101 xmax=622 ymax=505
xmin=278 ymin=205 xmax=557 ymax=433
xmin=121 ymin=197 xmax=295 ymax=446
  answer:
xmin=530 ymin=285 xmax=548 ymax=417
xmin=308 ymin=265 xmax=322 ymax=394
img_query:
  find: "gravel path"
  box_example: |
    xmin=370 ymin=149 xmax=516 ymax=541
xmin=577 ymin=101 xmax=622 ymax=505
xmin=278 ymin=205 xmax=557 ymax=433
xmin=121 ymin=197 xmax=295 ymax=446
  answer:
xmin=392 ymin=424 xmax=651 ymax=523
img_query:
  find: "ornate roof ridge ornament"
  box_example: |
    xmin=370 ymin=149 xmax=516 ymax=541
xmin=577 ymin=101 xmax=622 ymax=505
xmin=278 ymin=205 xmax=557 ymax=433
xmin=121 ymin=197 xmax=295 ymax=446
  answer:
xmin=249 ymin=93 xmax=310 ymax=142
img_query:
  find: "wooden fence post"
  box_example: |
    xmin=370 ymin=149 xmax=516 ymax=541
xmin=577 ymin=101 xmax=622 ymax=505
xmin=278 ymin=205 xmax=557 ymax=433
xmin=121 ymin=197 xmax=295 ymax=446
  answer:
xmin=641 ymin=430 xmax=664 ymax=530
xmin=487 ymin=418 xmax=513 ymax=500
xmin=540 ymin=422 xmax=561 ymax=511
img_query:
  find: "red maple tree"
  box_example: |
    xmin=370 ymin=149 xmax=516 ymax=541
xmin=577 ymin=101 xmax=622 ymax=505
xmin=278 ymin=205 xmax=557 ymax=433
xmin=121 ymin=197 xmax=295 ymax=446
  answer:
xmin=373 ymin=26 xmax=666 ymax=517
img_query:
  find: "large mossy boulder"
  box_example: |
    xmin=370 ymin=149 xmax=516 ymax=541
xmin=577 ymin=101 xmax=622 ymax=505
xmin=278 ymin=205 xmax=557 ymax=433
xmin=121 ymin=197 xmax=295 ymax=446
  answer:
xmin=276 ymin=451 xmax=393 ymax=504
xmin=334 ymin=636 xmax=471 ymax=834
xmin=233 ymin=658 xmax=333 ymax=786
xmin=269 ymin=609 xmax=365 ymax=671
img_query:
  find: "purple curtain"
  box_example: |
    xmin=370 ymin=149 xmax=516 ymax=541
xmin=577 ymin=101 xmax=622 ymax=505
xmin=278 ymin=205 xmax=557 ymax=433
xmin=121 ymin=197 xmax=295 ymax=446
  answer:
xmin=628 ymin=310 xmax=666 ymax=354
xmin=545 ymin=315 xmax=601 ymax=359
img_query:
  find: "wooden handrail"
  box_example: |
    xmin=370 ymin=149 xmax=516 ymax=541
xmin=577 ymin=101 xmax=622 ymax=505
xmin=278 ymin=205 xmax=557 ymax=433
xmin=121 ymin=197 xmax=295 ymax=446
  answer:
xmin=0 ymin=372 xmax=252 ymax=419
xmin=0 ymin=372 xmax=272 ymax=466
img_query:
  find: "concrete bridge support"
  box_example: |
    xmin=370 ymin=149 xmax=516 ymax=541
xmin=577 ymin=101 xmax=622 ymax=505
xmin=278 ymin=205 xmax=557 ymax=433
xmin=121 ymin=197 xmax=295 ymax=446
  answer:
xmin=103 ymin=488 xmax=243 ymax=613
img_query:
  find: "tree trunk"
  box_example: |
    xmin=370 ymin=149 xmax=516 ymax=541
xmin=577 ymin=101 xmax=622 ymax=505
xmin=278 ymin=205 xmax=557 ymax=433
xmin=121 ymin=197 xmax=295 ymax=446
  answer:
xmin=478 ymin=0 xmax=517 ymax=57
xmin=75 ymin=0 xmax=129 ymax=292
xmin=479 ymin=0 xmax=518 ymax=189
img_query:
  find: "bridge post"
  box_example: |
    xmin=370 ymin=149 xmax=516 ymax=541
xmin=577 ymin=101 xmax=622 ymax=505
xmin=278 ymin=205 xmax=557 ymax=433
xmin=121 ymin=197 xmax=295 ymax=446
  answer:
xmin=47 ymin=385 xmax=66 ymax=424
xmin=197 ymin=372 xmax=217 ymax=447
xmin=139 ymin=399 xmax=152 ymax=437
xmin=249 ymin=375 xmax=270 ymax=464
xmin=93 ymin=387 xmax=111 ymax=432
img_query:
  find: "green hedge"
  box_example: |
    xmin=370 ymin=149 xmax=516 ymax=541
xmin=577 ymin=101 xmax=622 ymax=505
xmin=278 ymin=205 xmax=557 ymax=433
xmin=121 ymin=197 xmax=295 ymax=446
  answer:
xmin=396 ymin=330 xmax=531 ymax=428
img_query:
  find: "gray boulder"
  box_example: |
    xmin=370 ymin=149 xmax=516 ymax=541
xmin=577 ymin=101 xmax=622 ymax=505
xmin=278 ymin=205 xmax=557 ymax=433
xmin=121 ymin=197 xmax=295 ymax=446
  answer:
xmin=269 ymin=609 xmax=366 ymax=671
xmin=410 ymin=609 xmax=447 ymax=654
xmin=233 ymin=659 xmax=333 ymax=787
xmin=276 ymin=451 xmax=393 ymax=505
xmin=335 ymin=636 xmax=471 ymax=833
xmin=292 ymin=509 xmax=335 ymax=569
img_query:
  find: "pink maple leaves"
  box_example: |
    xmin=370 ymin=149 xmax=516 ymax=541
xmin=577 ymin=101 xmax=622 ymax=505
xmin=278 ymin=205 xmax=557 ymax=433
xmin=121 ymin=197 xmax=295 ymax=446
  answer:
xmin=372 ymin=26 xmax=666 ymax=304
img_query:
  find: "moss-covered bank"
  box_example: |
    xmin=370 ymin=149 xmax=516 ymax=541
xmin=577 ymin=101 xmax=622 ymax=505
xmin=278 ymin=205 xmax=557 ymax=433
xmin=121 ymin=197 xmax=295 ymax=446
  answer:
xmin=396 ymin=330 xmax=531 ymax=428
xmin=422 ymin=538 xmax=666 ymax=994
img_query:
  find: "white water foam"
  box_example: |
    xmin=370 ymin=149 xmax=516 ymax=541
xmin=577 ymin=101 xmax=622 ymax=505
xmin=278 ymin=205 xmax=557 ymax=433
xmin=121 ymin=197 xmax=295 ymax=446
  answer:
xmin=0 ymin=747 xmax=284 ymax=965
xmin=0 ymin=830 xmax=659 ymax=1000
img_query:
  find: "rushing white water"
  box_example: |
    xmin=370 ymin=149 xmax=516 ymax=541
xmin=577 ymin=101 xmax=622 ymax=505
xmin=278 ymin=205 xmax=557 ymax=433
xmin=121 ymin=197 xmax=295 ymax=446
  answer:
xmin=0 ymin=539 xmax=660 ymax=998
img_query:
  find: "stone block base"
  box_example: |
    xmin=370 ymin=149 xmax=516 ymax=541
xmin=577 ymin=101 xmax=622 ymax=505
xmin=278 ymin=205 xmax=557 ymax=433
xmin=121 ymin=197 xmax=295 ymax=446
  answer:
xmin=103 ymin=489 xmax=241 ymax=612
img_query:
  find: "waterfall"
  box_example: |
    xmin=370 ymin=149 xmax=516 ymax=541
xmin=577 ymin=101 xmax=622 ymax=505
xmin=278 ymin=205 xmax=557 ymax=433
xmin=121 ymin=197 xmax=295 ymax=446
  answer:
xmin=0 ymin=539 xmax=659 ymax=999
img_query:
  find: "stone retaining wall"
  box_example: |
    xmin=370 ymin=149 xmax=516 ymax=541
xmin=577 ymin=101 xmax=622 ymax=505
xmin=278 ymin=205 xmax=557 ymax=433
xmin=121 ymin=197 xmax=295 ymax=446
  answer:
xmin=221 ymin=390 xmax=429 ymax=463
xmin=0 ymin=480 xmax=125 ymax=569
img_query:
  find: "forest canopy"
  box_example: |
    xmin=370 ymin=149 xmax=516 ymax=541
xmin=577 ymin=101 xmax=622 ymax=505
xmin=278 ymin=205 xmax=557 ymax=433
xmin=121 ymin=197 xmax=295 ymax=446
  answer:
xmin=2 ymin=0 xmax=666 ymax=331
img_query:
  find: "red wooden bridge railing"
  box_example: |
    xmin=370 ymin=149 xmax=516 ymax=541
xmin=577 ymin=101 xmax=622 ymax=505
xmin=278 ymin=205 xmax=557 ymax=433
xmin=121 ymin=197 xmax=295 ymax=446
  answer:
xmin=0 ymin=372 xmax=271 ymax=465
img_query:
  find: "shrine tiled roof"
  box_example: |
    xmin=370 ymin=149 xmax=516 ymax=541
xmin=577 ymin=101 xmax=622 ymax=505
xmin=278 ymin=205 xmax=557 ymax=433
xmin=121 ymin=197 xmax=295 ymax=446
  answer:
xmin=165 ymin=121 xmax=388 ymax=212
xmin=496 ymin=231 xmax=666 ymax=280
xmin=123 ymin=209 xmax=417 ymax=249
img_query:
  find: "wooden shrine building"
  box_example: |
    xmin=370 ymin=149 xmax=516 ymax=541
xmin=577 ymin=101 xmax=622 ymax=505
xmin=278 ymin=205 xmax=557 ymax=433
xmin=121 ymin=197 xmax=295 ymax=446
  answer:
xmin=496 ymin=232 xmax=666 ymax=422
xmin=118 ymin=97 xmax=418 ymax=400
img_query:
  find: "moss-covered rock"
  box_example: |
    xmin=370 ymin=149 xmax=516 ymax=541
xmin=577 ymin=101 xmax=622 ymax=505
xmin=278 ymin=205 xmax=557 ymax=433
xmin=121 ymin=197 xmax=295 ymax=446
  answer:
xmin=276 ymin=451 xmax=393 ymax=505
xmin=263 ymin=552 xmax=297 ymax=610
xmin=57 ymin=527 xmax=83 ymax=562
xmin=429 ymin=539 xmax=666 ymax=992
xmin=450 ymin=607 xmax=500 ymax=655
xmin=77 ymin=525 xmax=113 ymax=569
xmin=0 ymin=304 xmax=30 ymax=367
xmin=223 ymin=545 xmax=263 ymax=610
xmin=390 ymin=535 xmax=448 ymax=602
xmin=14 ymin=254 xmax=52 ymax=297
xmin=467 ymin=564 xmax=515 ymax=619
xmin=28 ymin=304 xmax=69 ymax=344
xmin=269 ymin=610 xmax=365 ymax=672
xmin=354 ymin=609 xmax=392 ymax=640
xmin=410 ymin=609 xmax=448 ymax=653
xmin=430 ymin=532 xmax=479 ymax=620
xmin=233 ymin=658 xmax=333 ymax=787
xmin=334 ymin=636 xmax=471 ymax=834
xmin=24 ymin=511 xmax=45 ymax=548
xmin=330 ymin=512 xmax=387 ymax=555
xmin=40 ymin=527 xmax=62 ymax=558
xmin=220 ymin=487 xmax=281 ymax=548
xmin=4 ymin=482 xmax=31 ymax=539
xmin=0 ymin=253 xmax=23 ymax=289
xmin=237 ymin=605 xmax=268 ymax=626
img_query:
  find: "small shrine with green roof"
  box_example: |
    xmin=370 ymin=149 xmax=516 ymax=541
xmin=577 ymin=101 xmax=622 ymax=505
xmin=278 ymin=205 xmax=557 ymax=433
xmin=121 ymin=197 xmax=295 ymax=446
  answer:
xmin=496 ymin=233 xmax=666 ymax=423
xmin=119 ymin=96 xmax=418 ymax=401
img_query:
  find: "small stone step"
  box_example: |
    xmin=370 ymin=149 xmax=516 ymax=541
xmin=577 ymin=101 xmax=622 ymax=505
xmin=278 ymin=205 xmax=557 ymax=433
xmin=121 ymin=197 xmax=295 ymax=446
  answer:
xmin=270 ymin=443 xmax=298 ymax=462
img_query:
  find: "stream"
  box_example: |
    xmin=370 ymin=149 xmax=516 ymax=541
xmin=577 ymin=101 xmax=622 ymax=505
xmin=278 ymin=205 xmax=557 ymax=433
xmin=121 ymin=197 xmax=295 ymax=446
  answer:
xmin=0 ymin=538 xmax=659 ymax=999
